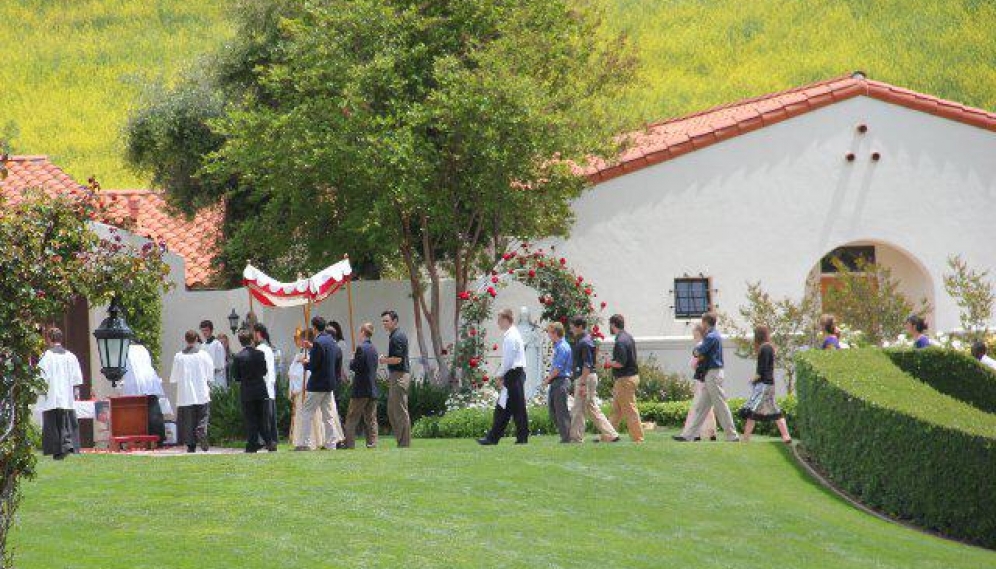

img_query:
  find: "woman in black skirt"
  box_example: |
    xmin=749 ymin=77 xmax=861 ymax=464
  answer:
xmin=739 ymin=326 xmax=791 ymax=443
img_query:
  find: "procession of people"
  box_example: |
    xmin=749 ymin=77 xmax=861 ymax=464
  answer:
xmin=43 ymin=297 xmax=976 ymax=459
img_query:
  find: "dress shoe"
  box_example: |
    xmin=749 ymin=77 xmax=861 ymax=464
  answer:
xmin=267 ymin=444 xmax=278 ymax=452
xmin=477 ymin=438 xmax=497 ymax=446
xmin=53 ymin=453 xmax=66 ymax=461
xmin=293 ymin=446 xmax=311 ymax=452
xmin=200 ymin=439 xmax=210 ymax=452
xmin=365 ymin=443 xmax=377 ymax=449
xmin=672 ymin=435 xmax=691 ymax=442
xmin=187 ymin=445 xmax=197 ymax=453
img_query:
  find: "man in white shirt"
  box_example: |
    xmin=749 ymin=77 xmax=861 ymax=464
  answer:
xmin=972 ymin=341 xmax=996 ymax=371
xmin=199 ymin=319 xmax=228 ymax=388
xmin=171 ymin=330 xmax=214 ymax=453
xmin=254 ymin=323 xmax=279 ymax=451
xmin=37 ymin=328 xmax=83 ymax=460
xmin=478 ymin=308 xmax=529 ymax=445
xmin=120 ymin=341 xmax=168 ymax=444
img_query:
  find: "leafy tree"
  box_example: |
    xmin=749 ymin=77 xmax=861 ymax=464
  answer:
xmin=722 ymin=282 xmax=821 ymax=393
xmin=130 ymin=0 xmax=634 ymax=381
xmin=822 ymin=258 xmax=930 ymax=346
xmin=0 ymin=190 xmax=171 ymax=566
xmin=943 ymin=255 xmax=994 ymax=342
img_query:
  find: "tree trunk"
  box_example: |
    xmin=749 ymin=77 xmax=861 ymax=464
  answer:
xmin=408 ymin=277 xmax=433 ymax=381
xmin=419 ymin=213 xmax=451 ymax=385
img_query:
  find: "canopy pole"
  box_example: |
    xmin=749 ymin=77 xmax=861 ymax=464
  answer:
xmin=346 ymin=275 xmax=357 ymax=354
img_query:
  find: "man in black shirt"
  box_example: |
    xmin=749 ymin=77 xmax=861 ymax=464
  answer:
xmin=379 ymin=310 xmax=411 ymax=448
xmin=606 ymin=314 xmax=644 ymax=442
xmin=344 ymin=322 xmax=379 ymax=449
xmin=231 ymin=330 xmax=272 ymax=453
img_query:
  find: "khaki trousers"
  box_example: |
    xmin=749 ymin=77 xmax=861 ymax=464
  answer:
xmin=609 ymin=375 xmax=644 ymax=442
xmin=300 ymin=391 xmax=344 ymax=449
xmin=388 ymin=372 xmax=411 ymax=447
xmin=682 ymin=380 xmax=717 ymax=439
xmin=569 ymin=375 xmax=618 ymax=442
xmin=680 ymin=369 xmax=738 ymax=441
xmin=343 ymin=397 xmax=378 ymax=449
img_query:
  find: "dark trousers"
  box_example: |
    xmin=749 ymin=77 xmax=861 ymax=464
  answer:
xmin=177 ymin=403 xmax=210 ymax=450
xmin=485 ymin=368 xmax=529 ymax=444
xmin=42 ymin=409 xmax=80 ymax=457
xmin=147 ymin=395 xmax=166 ymax=443
xmin=258 ymin=399 xmax=278 ymax=447
xmin=547 ymin=377 xmax=571 ymax=443
xmin=242 ymin=399 xmax=272 ymax=451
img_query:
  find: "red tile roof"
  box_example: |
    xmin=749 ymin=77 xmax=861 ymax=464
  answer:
xmin=587 ymin=72 xmax=996 ymax=183
xmin=0 ymin=156 xmax=223 ymax=289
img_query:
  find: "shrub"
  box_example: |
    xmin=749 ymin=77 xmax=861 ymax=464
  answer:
xmin=208 ymin=379 xmax=292 ymax=445
xmin=796 ymin=348 xmax=996 ymax=548
xmin=413 ymin=396 xmax=796 ymax=439
xmin=596 ymin=355 xmax=694 ymax=402
xmin=886 ymin=348 xmax=996 ymax=414
xmin=336 ymin=378 xmax=450 ymax=435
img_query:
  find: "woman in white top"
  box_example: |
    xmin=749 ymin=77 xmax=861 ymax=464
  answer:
xmin=288 ymin=329 xmax=326 ymax=449
xmin=169 ymin=330 xmax=214 ymax=453
xmin=37 ymin=328 xmax=83 ymax=460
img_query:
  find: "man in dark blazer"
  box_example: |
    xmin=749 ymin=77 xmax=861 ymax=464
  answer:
xmin=232 ymin=329 xmax=273 ymax=453
xmin=344 ymin=323 xmax=379 ymax=449
xmin=297 ymin=316 xmax=345 ymax=450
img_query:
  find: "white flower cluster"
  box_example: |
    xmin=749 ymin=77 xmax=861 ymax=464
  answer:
xmin=445 ymin=384 xmax=499 ymax=412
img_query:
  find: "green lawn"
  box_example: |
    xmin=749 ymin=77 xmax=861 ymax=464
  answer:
xmin=11 ymin=432 xmax=995 ymax=568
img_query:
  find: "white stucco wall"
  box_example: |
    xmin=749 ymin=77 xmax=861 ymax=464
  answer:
xmin=520 ymin=95 xmax=996 ymax=339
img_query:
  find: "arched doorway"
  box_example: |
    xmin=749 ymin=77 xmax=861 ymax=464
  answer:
xmin=805 ymin=239 xmax=935 ymax=328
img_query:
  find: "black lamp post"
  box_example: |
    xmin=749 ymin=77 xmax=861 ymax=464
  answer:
xmin=92 ymin=296 xmax=133 ymax=387
xmin=227 ymin=308 xmax=241 ymax=335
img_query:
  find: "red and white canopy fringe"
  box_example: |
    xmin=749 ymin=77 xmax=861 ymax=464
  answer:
xmin=242 ymin=259 xmax=352 ymax=308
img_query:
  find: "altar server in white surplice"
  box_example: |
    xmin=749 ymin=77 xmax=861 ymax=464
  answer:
xmin=37 ymin=328 xmax=83 ymax=460
xmin=199 ymin=319 xmax=228 ymax=388
xmin=170 ymin=330 xmax=214 ymax=453
xmin=120 ymin=341 xmax=168 ymax=443
xmin=253 ymin=323 xmax=279 ymax=451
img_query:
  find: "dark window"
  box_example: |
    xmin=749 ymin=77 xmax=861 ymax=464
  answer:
xmin=674 ymin=278 xmax=711 ymax=319
xmin=821 ymin=246 xmax=876 ymax=273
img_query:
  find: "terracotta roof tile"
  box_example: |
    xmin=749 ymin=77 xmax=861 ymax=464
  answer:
xmin=0 ymin=156 xmax=222 ymax=289
xmin=589 ymin=73 xmax=996 ymax=183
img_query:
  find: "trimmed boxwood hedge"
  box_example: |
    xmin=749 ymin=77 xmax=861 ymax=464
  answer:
xmin=796 ymin=348 xmax=996 ymax=548
xmin=886 ymin=348 xmax=996 ymax=414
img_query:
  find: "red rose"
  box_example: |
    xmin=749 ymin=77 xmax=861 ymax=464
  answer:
xmin=538 ymin=261 xmax=545 ymax=268
xmin=584 ymin=289 xmax=592 ymax=296
xmin=521 ymin=243 xmax=529 ymax=249
xmin=559 ymin=258 xmax=566 ymax=265
xmin=469 ymin=328 xmax=477 ymax=337
xmin=492 ymin=344 xmax=499 ymax=351
xmin=508 ymin=269 xmax=515 ymax=274
xmin=35 ymin=290 xmax=46 ymax=299
xmin=559 ymin=316 xmax=567 ymax=323
xmin=487 ymin=287 xmax=497 ymax=298
xmin=593 ymin=325 xmax=600 ymax=333
xmin=491 ymin=276 xmax=499 ymax=284
xmin=528 ymin=270 xmax=536 ymax=278
xmin=491 ymin=270 xmax=498 ymax=276
xmin=502 ymin=252 xmax=515 ymax=261
xmin=469 ymin=358 xmax=480 ymax=368
xmin=482 ymin=375 xmax=489 ymax=382
xmin=441 ymin=349 xmax=449 ymax=356
xmin=577 ymin=276 xmax=584 ymax=284
xmin=458 ymin=291 xmax=471 ymax=300
xmin=600 ymin=301 xmax=607 ymax=309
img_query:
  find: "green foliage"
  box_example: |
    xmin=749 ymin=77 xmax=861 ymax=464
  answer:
xmin=796 ymin=348 xmax=996 ymax=547
xmin=596 ymin=355 xmax=694 ymax=403
xmin=943 ymin=255 xmax=995 ymax=341
xmin=210 ymin=376 xmax=450 ymax=443
xmin=0 ymin=0 xmax=232 ymax=187
xmin=721 ymin=282 xmax=822 ymax=392
xmin=0 ymin=190 xmax=170 ymax=566
xmin=414 ymin=396 xmax=796 ymax=438
xmin=823 ymin=259 xmax=930 ymax=346
xmin=886 ymin=348 xmax=996 ymax=414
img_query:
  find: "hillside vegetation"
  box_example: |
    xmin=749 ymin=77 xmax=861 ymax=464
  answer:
xmin=1 ymin=0 xmax=994 ymax=188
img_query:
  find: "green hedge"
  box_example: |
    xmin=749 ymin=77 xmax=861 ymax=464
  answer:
xmin=412 ymin=397 xmax=796 ymax=439
xmin=796 ymin=349 xmax=996 ymax=548
xmin=886 ymin=348 xmax=996 ymax=414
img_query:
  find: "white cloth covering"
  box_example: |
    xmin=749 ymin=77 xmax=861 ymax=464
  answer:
xmin=498 ymin=326 xmax=527 ymax=377
xmin=200 ymin=338 xmax=227 ymax=386
xmin=121 ymin=344 xmax=166 ymax=397
xmin=288 ymin=351 xmax=307 ymax=394
xmin=980 ymin=354 xmax=996 ymax=371
xmin=37 ymin=348 xmax=83 ymax=412
xmin=169 ymin=350 xmax=214 ymax=407
xmin=258 ymin=342 xmax=277 ymax=399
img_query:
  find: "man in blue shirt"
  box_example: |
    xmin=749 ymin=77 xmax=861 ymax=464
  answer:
xmin=543 ymin=322 xmax=573 ymax=443
xmin=674 ymin=312 xmax=739 ymax=442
